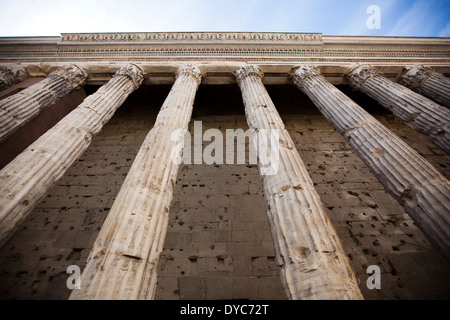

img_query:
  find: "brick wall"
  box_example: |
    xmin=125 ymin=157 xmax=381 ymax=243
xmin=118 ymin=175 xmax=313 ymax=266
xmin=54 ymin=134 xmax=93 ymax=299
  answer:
xmin=0 ymin=84 xmax=448 ymax=300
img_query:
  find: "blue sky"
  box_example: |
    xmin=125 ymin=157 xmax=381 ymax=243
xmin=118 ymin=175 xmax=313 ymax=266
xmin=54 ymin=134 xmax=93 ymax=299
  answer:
xmin=0 ymin=0 xmax=449 ymax=37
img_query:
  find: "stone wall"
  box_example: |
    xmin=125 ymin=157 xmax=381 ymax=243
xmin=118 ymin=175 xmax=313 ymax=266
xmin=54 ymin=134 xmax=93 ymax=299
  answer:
xmin=0 ymin=84 xmax=448 ymax=299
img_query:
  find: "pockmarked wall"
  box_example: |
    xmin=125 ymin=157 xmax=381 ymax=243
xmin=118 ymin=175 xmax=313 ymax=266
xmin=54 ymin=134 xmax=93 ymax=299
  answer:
xmin=0 ymin=84 xmax=448 ymax=299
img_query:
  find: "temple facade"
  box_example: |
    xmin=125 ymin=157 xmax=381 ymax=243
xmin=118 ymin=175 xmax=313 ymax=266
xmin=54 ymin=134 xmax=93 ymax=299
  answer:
xmin=0 ymin=32 xmax=449 ymax=300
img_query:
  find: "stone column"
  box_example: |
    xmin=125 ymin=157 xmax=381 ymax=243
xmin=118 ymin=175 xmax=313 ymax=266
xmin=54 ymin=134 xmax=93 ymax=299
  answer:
xmin=0 ymin=65 xmax=28 ymax=91
xmin=347 ymin=65 xmax=450 ymax=154
xmin=0 ymin=65 xmax=87 ymax=143
xmin=292 ymin=65 xmax=450 ymax=264
xmin=400 ymin=65 xmax=450 ymax=108
xmin=236 ymin=65 xmax=362 ymax=300
xmin=69 ymin=64 xmax=202 ymax=300
xmin=0 ymin=64 xmax=144 ymax=248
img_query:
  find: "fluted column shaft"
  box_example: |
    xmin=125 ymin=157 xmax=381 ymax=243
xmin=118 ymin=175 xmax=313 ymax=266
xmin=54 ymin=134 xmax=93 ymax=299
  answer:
xmin=347 ymin=65 xmax=450 ymax=153
xmin=70 ymin=64 xmax=202 ymax=300
xmin=236 ymin=65 xmax=362 ymax=300
xmin=400 ymin=65 xmax=450 ymax=108
xmin=0 ymin=65 xmax=28 ymax=91
xmin=0 ymin=64 xmax=144 ymax=248
xmin=0 ymin=65 xmax=87 ymax=143
xmin=293 ymin=65 xmax=450 ymax=264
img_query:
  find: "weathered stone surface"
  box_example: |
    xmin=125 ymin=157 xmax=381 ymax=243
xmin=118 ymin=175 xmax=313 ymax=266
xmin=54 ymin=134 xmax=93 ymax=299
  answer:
xmin=0 ymin=86 xmax=448 ymax=300
xmin=400 ymin=65 xmax=450 ymax=108
xmin=347 ymin=65 xmax=450 ymax=153
xmin=70 ymin=64 xmax=202 ymax=300
xmin=0 ymin=65 xmax=87 ymax=143
xmin=0 ymin=64 xmax=143 ymax=248
xmin=293 ymin=65 xmax=450 ymax=264
xmin=0 ymin=65 xmax=28 ymax=91
xmin=236 ymin=64 xmax=363 ymax=300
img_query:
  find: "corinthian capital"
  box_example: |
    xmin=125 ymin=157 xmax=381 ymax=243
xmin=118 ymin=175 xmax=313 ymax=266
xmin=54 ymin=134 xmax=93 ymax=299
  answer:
xmin=400 ymin=65 xmax=438 ymax=90
xmin=115 ymin=64 xmax=145 ymax=89
xmin=347 ymin=65 xmax=378 ymax=91
xmin=49 ymin=65 xmax=88 ymax=89
xmin=175 ymin=64 xmax=202 ymax=85
xmin=235 ymin=65 xmax=263 ymax=84
xmin=0 ymin=65 xmax=28 ymax=88
xmin=291 ymin=65 xmax=321 ymax=89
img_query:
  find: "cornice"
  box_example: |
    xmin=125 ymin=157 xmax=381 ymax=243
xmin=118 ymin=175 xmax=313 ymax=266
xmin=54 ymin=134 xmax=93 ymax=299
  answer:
xmin=0 ymin=32 xmax=449 ymax=66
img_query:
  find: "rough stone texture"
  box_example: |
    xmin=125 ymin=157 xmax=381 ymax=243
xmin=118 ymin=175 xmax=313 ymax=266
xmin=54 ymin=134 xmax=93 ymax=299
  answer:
xmin=294 ymin=65 xmax=450 ymax=265
xmin=284 ymin=113 xmax=450 ymax=299
xmin=235 ymin=65 xmax=362 ymax=300
xmin=0 ymin=65 xmax=28 ymax=92
xmin=400 ymin=65 xmax=450 ymax=108
xmin=0 ymin=65 xmax=87 ymax=143
xmin=155 ymin=116 xmax=286 ymax=300
xmin=347 ymin=65 xmax=450 ymax=153
xmin=0 ymin=64 xmax=143 ymax=249
xmin=0 ymin=84 xmax=448 ymax=300
xmin=0 ymin=106 xmax=155 ymax=299
xmin=70 ymin=64 xmax=202 ymax=300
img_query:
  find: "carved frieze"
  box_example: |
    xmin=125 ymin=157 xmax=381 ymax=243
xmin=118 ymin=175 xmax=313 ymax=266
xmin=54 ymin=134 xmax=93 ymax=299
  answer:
xmin=60 ymin=32 xmax=323 ymax=43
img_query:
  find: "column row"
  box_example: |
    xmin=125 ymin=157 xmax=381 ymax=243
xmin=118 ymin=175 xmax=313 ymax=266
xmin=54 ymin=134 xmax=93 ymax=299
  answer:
xmin=348 ymin=65 xmax=450 ymax=153
xmin=0 ymin=65 xmax=87 ymax=143
xmin=293 ymin=65 xmax=450 ymax=265
xmin=400 ymin=65 xmax=450 ymax=108
xmin=70 ymin=64 xmax=202 ymax=299
xmin=0 ymin=64 xmax=143 ymax=248
xmin=0 ymin=63 xmax=448 ymax=300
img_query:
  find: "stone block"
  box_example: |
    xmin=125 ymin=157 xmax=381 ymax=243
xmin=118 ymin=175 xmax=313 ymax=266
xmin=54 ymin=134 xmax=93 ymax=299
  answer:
xmin=163 ymin=232 xmax=192 ymax=250
xmin=206 ymin=276 xmax=233 ymax=299
xmin=257 ymin=277 xmax=286 ymax=300
xmin=178 ymin=277 xmax=206 ymax=300
xmin=232 ymin=277 xmax=259 ymax=299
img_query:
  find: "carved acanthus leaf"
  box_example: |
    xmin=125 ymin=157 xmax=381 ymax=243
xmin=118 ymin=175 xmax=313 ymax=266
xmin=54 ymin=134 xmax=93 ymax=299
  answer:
xmin=347 ymin=65 xmax=378 ymax=91
xmin=400 ymin=65 xmax=438 ymax=90
xmin=49 ymin=65 xmax=87 ymax=89
xmin=235 ymin=65 xmax=263 ymax=85
xmin=176 ymin=64 xmax=202 ymax=85
xmin=114 ymin=64 xmax=144 ymax=89
xmin=292 ymin=65 xmax=321 ymax=89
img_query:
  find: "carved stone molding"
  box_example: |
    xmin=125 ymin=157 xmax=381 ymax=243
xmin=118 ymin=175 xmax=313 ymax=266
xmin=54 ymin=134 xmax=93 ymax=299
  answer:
xmin=60 ymin=32 xmax=323 ymax=44
xmin=0 ymin=33 xmax=449 ymax=74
